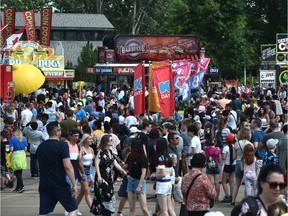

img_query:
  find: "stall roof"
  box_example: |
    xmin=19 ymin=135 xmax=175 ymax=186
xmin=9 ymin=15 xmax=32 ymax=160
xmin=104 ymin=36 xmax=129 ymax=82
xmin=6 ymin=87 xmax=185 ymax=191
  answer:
xmin=11 ymin=12 xmax=114 ymax=31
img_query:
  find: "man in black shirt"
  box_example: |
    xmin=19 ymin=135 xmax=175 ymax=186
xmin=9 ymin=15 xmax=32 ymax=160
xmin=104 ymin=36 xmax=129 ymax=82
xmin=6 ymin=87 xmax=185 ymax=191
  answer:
xmin=37 ymin=121 xmax=78 ymax=216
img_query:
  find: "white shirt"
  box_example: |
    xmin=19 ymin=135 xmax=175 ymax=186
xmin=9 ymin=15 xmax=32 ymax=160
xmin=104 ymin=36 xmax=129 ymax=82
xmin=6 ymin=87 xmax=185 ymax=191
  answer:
xmin=21 ymin=109 xmax=33 ymax=127
xmin=227 ymin=110 xmax=237 ymax=130
xmin=119 ymin=115 xmax=125 ymax=125
xmin=222 ymin=145 xmax=236 ymax=165
xmin=188 ymin=136 xmax=201 ymax=166
xmin=128 ymin=95 xmax=134 ymax=109
xmin=124 ymin=115 xmax=138 ymax=128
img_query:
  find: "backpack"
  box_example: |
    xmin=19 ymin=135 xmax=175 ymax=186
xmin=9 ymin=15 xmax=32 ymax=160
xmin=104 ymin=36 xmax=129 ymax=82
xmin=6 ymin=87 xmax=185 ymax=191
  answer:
xmin=216 ymin=131 xmax=223 ymax=149
xmin=207 ymin=149 xmax=218 ymax=171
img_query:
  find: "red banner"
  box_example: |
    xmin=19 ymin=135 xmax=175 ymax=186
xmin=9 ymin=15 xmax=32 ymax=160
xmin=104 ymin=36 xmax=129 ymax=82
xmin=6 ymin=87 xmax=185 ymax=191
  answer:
xmin=22 ymin=10 xmax=36 ymax=42
xmin=0 ymin=15 xmax=4 ymax=48
xmin=40 ymin=8 xmax=52 ymax=46
xmin=152 ymin=64 xmax=175 ymax=118
xmin=3 ymin=8 xmax=15 ymax=40
xmin=133 ymin=63 xmax=145 ymax=115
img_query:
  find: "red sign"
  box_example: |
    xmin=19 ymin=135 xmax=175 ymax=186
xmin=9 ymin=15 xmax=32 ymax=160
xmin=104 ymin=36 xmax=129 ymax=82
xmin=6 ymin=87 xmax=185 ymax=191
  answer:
xmin=113 ymin=67 xmax=135 ymax=74
xmin=133 ymin=64 xmax=145 ymax=115
xmin=115 ymin=35 xmax=199 ymax=63
xmin=3 ymin=8 xmax=15 ymax=40
xmin=85 ymin=67 xmax=96 ymax=74
xmin=22 ymin=10 xmax=37 ymax=42
xmin=40 ymin=8 xmax=52 ymax=46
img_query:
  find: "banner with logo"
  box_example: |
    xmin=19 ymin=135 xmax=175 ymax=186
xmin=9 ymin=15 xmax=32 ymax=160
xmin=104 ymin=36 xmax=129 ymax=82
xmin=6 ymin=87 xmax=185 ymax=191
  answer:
xmin=3 ymin=8 xmax=16 ymax=40
xmin=179 ymin=76 xmax=192 ymax=101
xmin=133 ymin=63 xmax=145 ymax=115
xmin=152 ymin=63 xmax=175 ymax=118
xmin=190 ymin=70 xmax=205 ymax=90
xmin=40 ymin=7 xmax=52 ymax=46
xmin=22 ymin=10 xmax=37 ymax=42
xmin=148 ymin=62 xmax=168 ymax=113
xmin=171 ymin=60 xmax=190 ymax=88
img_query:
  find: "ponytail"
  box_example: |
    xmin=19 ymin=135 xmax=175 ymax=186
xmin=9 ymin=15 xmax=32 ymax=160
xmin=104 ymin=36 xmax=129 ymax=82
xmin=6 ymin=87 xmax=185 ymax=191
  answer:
xmin=228 ymin=143 xmax=233 ymax=165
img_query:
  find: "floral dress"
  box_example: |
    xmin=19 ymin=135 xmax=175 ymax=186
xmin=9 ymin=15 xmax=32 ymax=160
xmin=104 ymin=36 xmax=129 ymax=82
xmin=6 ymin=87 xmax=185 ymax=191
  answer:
xmin=90 ymin=149 xmax=116 ymax=216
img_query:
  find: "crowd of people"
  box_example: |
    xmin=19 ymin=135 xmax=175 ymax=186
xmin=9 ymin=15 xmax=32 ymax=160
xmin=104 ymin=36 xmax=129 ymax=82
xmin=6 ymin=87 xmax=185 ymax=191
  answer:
xmin=0 ymin=82 xmax=287 ymax=216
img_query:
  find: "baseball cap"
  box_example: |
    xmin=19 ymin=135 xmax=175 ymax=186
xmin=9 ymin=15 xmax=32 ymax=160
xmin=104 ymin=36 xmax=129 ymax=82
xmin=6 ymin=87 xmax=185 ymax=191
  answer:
xmin=203 ymin=115 xmax=211 ymax=120
xmin=266 ymin=138 xmax=278 ymax=149
xmin=211 ymin=101 xmax=217 ymax=106
xmin=130 ymin=126 xmax=140 ymax=134
xmin=226 ymin=134 xmax=235 ymax=144
xmin=104 ymin=116 xmax=111 ymax=123
xmin=77 ymin=102 xmax=83 ymax=106
xmin=70 ymin=128 xmax=80 ymax=135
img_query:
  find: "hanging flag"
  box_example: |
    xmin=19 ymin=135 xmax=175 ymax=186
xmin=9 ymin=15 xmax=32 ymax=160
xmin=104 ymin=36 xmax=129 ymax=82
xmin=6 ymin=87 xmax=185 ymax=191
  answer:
xmin=190 ymin=60 xmax=200 ymax=76
xmin=40 ymin=7 xmax=53 ymax=46
xmin=22 ymin=10 xmax=37 ymax=42
xmin=3 ymin=8 xmax=16 ymax=39
xmin=148 ymin=62 xmax=167 ymax=113
xmin=171 ymin=59 xmax=190 ymax=88
xmin=190 ymin=70 xmax=206 ymax=90
xmin=133 ymin=63 xmax=145 ymax=115
xmin=199 ymin=57 xmax=211 ymax=71
xmin=153 ymin=63 xmax=175 ymax=118
xmin=179 ymin=76 xmax=192 ymax=101
xmin=5 ymin=26 xmax=26 ymax=48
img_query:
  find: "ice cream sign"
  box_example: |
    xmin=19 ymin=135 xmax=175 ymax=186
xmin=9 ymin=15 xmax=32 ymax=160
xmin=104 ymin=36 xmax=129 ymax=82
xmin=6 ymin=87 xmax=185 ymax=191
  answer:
xmin=7 ymin=41 xmax=64 ymax=71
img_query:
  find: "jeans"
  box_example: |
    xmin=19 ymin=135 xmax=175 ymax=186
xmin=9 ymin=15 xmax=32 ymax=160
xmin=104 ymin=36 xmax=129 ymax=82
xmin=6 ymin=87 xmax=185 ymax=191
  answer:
xmin=14 ymin=169 xmax=24 ymax=189
xmin=243 ymin=175 xmax=257 ymax=196
xmin=30 ymin=153 xmax=39 ymax=176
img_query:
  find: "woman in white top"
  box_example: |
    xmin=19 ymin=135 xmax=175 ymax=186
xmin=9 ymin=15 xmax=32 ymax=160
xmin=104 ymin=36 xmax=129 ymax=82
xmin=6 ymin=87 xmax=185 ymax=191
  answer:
xmin=258 ymin=106 xmax=270 ymax=131
xmin=231 ymin=128 xmax=253 ymax=205
xmin=77 ymin=134 xmax=95 ymax=208
xmin=5 ymin=103 xmax=18 ymax=126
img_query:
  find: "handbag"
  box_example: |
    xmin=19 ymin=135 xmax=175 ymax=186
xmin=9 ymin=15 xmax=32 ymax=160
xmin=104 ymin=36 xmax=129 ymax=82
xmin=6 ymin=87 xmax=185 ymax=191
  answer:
xmin=180 ymin=173 xmax=202 ymax=216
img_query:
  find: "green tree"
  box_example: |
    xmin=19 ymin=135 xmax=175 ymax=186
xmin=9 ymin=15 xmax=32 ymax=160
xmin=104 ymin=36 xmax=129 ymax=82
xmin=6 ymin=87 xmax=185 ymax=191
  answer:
xmin=74 ymin=42 xmax=97 ymax=82
xmin=2 ymin=0 xmax=51 ymax=11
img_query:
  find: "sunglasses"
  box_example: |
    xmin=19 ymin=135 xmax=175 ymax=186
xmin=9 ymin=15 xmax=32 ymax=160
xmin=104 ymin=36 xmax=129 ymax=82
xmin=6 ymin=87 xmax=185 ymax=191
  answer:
xmin=265 ymin=181 xmax=287 ymax=190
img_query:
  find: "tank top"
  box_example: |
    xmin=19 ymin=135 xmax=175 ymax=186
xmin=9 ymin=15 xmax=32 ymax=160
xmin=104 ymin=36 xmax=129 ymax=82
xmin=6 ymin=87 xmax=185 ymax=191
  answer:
xmin=236 ymin=140 xmax=251 ymax=160
xmin=82 ymin=148 xmax=93 ymax=167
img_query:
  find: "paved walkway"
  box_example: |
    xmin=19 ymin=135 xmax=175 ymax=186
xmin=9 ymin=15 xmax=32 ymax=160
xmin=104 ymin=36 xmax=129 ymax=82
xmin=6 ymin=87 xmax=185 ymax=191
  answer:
xmin=1 ymin=158 xmax=245 ymax=215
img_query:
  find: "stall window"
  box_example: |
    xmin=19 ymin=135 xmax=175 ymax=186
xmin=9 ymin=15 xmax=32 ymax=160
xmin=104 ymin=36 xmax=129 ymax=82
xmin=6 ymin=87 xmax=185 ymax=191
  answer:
xmin=65 ymin=31 xmax=78 ymax=41
xmin=52 ymin=31 xmax=64 ymax=40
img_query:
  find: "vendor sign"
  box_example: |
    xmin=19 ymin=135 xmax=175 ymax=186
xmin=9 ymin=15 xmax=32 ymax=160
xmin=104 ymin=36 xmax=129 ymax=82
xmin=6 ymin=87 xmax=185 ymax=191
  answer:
xmin=276 ymin=33 xmax=288 ymax=65
xmin=7 ymin=41 xmax=64 ymax=71
xmin=279 ymin=69 xmax=288 ymax=84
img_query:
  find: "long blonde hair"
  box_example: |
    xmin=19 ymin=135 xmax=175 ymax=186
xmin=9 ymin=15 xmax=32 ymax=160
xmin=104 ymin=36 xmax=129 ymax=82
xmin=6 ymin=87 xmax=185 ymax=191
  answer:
xmin=13 ymin=128 xmax=23 ymax=143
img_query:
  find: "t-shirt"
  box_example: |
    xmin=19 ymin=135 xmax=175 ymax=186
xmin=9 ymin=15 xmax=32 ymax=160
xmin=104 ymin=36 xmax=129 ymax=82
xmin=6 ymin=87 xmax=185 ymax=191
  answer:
xmin=251 ymin=130 xmax=265 ymax=160
xmin=129 ymin=156 xmax=148 ymax=179
xmin=9 ymin=136 xmax=28 ymax=151
xmin=277 ymin=136 xmax=288 ymax=174
xmin=261 ymin=132 xmax=285 ymax=147
xmin=188 ymin=136 xmax=201 ymax=166
xmin=60 ymin=119 xmax=78 ymax=134
xmin=124 ymin=115 xmax=138 ymax=128
xmin=222 ymin=145 xmax=236 ymax=165
xmin=36 ymin=139 xmax=70 ymax=190
xmin=68 ymin=142 xmax=81 ymax=179
xmin=263 ymin=150 xmax=279 ymax=167
xmin=21 ymin=109 xmax=33 ymax=127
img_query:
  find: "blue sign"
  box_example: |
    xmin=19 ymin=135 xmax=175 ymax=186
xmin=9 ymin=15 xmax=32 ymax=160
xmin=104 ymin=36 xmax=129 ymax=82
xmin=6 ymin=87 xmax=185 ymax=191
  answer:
xmin=209 ymin=67 xmax=219 ymax=74
xmin=95 ymin=67 xmax=112 ymax=74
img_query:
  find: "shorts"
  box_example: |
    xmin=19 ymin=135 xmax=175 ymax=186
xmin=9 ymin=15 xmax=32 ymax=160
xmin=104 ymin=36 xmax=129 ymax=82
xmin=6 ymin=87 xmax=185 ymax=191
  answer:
xmin=80 ymin=166 xmax=91 ymax=183
xmin=127 ymin=177 xmax=146 ymax=195
xmin=206 ymin=165 xmax=221 ymax=175
xmin=155 ymin=181 xmax=172 ymax=196
xmin=223 ymin=165 xmax=235 ymax=174
xmin=39 ymin=187 xmax=78 ymax=215
xmin=235 ymin=160 xmax=243 ymax=179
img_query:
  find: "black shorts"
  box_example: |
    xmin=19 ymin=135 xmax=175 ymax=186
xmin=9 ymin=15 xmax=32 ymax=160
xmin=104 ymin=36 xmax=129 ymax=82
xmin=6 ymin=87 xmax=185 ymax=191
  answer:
xmin=39 ymin=187 xmax=78 ymax=215
xmin=223 ymin=165 xmax=235 ymax=174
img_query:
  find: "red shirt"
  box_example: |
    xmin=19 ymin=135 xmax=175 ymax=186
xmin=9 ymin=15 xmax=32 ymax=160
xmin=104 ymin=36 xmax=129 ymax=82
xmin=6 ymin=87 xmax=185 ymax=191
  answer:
xmin=181 ymin=170 xmax=216 ymax=211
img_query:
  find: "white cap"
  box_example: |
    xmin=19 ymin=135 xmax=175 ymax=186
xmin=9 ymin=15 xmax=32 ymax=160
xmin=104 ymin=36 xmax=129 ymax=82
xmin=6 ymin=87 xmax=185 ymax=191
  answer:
xmin=266 ymin=138 xmax=278 ymax=149
xmin=104 ymin=116 xmax=111 ymax=123
xmin=130 ymin=126 xmax=140 ymax=134
xmin=77 ymin=102 xmax=83 ymax=106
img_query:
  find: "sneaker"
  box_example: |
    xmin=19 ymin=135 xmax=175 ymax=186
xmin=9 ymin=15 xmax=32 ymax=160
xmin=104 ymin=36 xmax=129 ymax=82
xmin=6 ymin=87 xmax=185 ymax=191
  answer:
xmin=18 ymin=188 xmax=25 ymax=193
xmin=229 ymin=195 xmax=232 ymax=202
xmin=13 ymin=188 xmax=19 ymax=192
xmin=221 ymin=195 xmax=231 ymax=203
xmin=64 ymin=211 xmax=68 ymax=216
xmin=77 ymin=210 xmax=82 ymax=215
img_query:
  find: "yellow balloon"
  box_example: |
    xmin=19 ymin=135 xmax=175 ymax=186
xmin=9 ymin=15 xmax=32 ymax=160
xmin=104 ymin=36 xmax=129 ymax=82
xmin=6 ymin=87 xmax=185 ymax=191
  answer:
xmin=12 ymin=64 xmax=45 ymax=95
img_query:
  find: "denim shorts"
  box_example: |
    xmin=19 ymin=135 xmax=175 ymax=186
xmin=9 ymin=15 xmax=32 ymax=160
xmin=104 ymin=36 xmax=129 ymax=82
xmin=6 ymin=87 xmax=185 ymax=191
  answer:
xmin=235 ymin=160 xmax=243 ymax=179
xmin=127 ymin=177 xmax=146 ymax=195
xmin=39 ymin=187 xmax=78 ymax=215
xmin=80 ymin=166 xmax=91 ymax=183
xmin=155 ymin=181 xmax=172 ymax=196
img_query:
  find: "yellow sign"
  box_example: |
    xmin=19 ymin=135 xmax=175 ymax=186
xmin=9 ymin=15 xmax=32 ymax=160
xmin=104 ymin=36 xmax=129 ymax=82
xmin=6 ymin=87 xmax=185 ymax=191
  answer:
xmin=7 ymin=41 xmax=64 ymax=71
